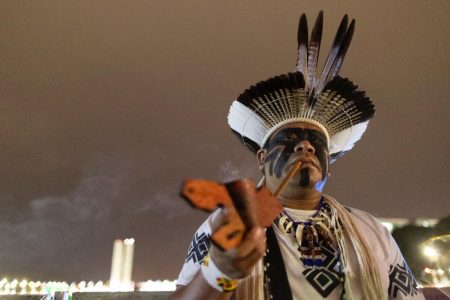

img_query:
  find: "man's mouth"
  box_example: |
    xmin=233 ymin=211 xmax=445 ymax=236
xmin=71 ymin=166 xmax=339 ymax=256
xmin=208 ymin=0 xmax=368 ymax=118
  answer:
xmin=286 ymin=155 xmax=320 ymax=170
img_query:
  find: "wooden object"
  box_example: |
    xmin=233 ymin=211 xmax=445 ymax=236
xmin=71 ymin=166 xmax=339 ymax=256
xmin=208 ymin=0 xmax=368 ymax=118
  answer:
xmin=274 ymin=161 xmax=302 ymax=196
xmin=181 ymin=178 xmax=282 ymax=251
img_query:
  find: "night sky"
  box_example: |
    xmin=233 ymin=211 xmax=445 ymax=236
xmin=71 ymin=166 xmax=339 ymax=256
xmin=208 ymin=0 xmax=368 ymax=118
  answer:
xmin=0 ymin=1 xmax=449 ymax=282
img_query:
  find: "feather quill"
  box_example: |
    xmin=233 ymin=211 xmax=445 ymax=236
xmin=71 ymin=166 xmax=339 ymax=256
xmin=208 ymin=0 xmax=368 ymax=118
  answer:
xmin=308 ymin=11 xmax=323 ymax=95
xmin=315 ymin=15 xmax=349 ymax=95
xmin=328 ymin=19 xmax=355 ymax=80
xmin=229 ymin=13 xmax=374 ymax=163
xmin=296 ymin=14 xmax=309 ymax=86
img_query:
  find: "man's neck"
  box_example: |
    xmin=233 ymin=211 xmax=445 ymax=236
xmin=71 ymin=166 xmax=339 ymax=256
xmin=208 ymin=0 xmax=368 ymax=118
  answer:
xmin=278 ymin=192 xmax=322 ymax=210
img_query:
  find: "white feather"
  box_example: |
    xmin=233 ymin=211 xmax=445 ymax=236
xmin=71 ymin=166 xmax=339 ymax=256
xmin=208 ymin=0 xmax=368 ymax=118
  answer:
xmin=229 ymin=99 xmax=370 ymax=157
xmin=329 ymin=121 xmax=369 ymax=155
xmin=228 ymin=101 xmax=269 ymax=146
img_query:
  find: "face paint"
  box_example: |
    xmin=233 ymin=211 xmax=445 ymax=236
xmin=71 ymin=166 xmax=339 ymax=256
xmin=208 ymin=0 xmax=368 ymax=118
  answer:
xmin=299 ymin=167 xmax=310 ymax=187
xmin=265 ymin=145 xmax=287 ymax=177
xmin=264 ymin=127 xmax=329 ymax=180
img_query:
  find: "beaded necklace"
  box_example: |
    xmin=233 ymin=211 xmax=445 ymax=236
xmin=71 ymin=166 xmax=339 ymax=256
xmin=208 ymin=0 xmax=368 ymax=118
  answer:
xmin=275 ymin=197 xmax=338 ymax=269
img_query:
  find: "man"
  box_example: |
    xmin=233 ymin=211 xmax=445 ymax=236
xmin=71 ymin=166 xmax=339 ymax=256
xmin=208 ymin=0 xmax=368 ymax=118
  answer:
xmin=171 ymin=12 xmax=424 ymax=300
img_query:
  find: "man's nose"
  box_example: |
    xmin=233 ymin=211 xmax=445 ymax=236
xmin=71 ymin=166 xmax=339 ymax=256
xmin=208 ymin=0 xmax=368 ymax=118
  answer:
xmin=294 ymin=140 xmax=315 ymax=154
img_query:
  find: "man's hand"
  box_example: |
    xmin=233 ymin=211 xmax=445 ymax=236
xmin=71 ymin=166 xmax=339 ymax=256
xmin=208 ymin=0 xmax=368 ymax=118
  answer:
xmin=170 ymin=209 xmax=266 ymax=300
xmin=209 ymin=209 xmax=266 ymax=279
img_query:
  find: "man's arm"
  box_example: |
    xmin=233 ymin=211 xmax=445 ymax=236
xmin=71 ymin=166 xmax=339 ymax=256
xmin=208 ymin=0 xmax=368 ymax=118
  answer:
xmin=170 ymin=221 xmax=265 ymax=300
xmin=170 ymin=271 xmax=233 ymax=300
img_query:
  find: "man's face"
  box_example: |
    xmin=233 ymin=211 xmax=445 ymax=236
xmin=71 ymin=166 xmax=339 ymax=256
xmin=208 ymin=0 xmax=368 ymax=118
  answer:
xmin=258 ymin=123 xmax=330 ymax=196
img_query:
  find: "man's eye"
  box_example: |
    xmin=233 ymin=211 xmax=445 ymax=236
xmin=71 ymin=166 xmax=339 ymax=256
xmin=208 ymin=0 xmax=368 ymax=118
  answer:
xmin=282 ymin=135 xmax=296 ymax=142
xmin=313 ymin=138 xmax=326 ymax=146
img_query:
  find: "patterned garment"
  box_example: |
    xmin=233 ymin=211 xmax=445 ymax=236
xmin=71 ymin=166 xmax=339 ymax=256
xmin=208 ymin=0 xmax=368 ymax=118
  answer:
xmin=185 ymin=232 xmax=210 ymax=264
xmin=177 ymin=206 xmax=425 ymax=299
xmin=301 ymin=242 xmax=343 ymax=298
xmin=389 ymin=261 xmax=421 ymax=298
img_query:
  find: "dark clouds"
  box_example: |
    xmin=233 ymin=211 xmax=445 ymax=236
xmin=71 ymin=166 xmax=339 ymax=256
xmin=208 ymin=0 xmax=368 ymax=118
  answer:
xmin=0 ymin=0 xmax=449 ymax=282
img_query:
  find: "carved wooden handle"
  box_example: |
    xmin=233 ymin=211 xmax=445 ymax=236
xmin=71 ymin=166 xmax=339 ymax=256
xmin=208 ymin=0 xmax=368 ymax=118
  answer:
xmin=181 ymin=178 xmax=282 ymax=251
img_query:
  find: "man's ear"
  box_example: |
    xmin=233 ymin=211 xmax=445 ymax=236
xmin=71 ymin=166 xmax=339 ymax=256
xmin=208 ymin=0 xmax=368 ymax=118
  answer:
xmin=256 ymin=149 xmax=267 ymax=165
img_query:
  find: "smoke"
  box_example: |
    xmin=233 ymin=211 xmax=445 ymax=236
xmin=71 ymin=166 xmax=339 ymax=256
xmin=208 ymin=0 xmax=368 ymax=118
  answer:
xmin=217 ymin=161 xmax=243 ymax=183
xmin=0 ymin=146 xmax=261 ymax=279
xmin=29 ymin=161 xmax=130 ymax=221
xmin=134 ymin=191 xmax=190 ymax=220
xmin=134 ymin=160 xmax=258 ymax=219
xmin=217 ymin=160 xmax=260 ymax=183
xmin=0 ymin=157 xmax=132 ymax=277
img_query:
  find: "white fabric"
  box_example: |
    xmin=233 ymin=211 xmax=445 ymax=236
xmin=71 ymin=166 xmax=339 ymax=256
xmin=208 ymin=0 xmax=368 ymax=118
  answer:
xmin=201 ymin=254 xmax=235 ymax=292
xmin=177 ymin=207 xmax=425 ymax=300
xmin=177 ymin=211 xmax=216 ymax=286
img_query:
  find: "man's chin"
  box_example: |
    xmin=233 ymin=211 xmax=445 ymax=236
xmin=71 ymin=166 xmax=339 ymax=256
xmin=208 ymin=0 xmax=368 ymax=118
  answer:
xmin=299 ymin=167 xmax=310 ymax=187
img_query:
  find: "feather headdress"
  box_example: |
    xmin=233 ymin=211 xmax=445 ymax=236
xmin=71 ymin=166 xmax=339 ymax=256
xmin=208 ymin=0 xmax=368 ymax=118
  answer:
xmin=228 ymin=11 xmax=375 ymax=162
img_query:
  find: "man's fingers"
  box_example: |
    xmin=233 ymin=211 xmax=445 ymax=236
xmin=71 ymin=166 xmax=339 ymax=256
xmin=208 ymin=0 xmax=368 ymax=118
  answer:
xmin=233 ymin=249 xmax=264 ymax=274
xmin=210 ymin=208 xmax=229 ymax=232
xmin=234 ymin=226 xmax=265 ymax=258
xmin=209 ymin=224 xmax=266 ymax=279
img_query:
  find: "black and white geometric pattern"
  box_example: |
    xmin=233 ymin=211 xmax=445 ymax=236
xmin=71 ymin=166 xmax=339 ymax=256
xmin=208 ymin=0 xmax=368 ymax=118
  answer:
xmin=388 ymin=261 xmax=420 ymax=298
xmin=302 ymin=242 xmax=343 ymax=297
xmin=185 ymin=232 xmax=211 ymax=264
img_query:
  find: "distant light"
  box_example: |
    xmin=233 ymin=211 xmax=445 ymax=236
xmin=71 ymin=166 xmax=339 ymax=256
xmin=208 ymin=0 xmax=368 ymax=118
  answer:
xmin=423 ymin=246 xmax=439 ymax=261
xmin=78 ymin=281 xmax=86 ymax=290
xmin=10 ymin=280 xmax=18 ymax=288
xmin=19 ymin=280 xmax=27 ymax=289
xmin=139 ymin=280 xmax=177 ymax=292
xmin=0 ymin=278 xmax=179 ymax=295
xmin=124 ymin=238 xmax=135 ymax=245
xmin=381 ymin=222 xmax=394 ymax=232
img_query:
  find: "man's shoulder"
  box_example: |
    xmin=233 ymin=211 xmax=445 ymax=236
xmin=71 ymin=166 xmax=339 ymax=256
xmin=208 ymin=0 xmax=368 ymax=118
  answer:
xmin=344 ymin=206 xmax=391 ymax=236
xmin=323 ymin=195 xmax=385 ymax=230
xmin=344 ymin=206 xmax=378 ymax=219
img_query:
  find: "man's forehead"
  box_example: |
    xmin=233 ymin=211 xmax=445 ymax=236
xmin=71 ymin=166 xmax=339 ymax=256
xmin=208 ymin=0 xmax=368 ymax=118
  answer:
xmin=270 ymin=123 xmax=327 ymax=139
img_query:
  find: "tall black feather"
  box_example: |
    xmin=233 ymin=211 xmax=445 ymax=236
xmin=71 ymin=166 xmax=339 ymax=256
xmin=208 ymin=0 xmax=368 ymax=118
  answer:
xmin=308 ymin=11 xmax=323 ymax=95
xmin=296 ymin=14 xmax=308 ymax=83
xmin=315 ymin=15 xmax=349 ymax=95
xmin=228 ymin=13 xmax=374 ymax=162
xmin=328 ymin=19 xmax=355 ymax=80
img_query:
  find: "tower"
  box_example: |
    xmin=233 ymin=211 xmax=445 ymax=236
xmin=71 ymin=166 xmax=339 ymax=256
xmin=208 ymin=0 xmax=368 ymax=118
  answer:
xmin=109 ymin=238 xmax=135 ymax=291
